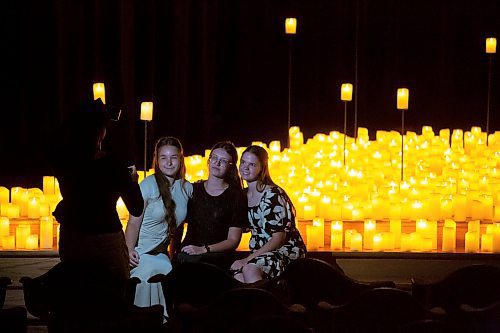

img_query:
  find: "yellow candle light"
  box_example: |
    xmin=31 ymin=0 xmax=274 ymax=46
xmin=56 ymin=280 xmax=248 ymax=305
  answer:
xmin=331 ymin=231 xmax=343 ymax=250
xmin=363 ymin=219 xmax=376 ymax=250
xmin=312 ymin=217 xmax=325 ymax=248
xmin=481 ymin=233 xmax=493 ymax=252
xmin=344 ymin=229 xmax=357 ymax=248
xmin=486 ymin=37 xmax=497 ymax=54
xmin=40 ymin=216 xmax=54 ymax=249
xmin=465 ymin=231 xmax=479 ymax=253
xmin=140 ymin=102 xmax=154 ymax=121
xmin=306 ymin=223 xmax=321 ymax=251
xmin=16 ymin=224 xmax=30 ymax=249
xmin=7 ymin=204 xmax=20 ymax=219
xmin=401 ymin=233 xmax=412 ymax=252
xmin=269 ymin=141 xmax=281 ymax=153
xmin=453 ymin=194 xmax=467 ymax=221
xmin=93 ymin=82 xmax=106 ymax=104
xmin=389 ymin=219 xmax=401 ymax=248
xmin=303 ymin=204 xmax=316 ymax=221
xmin=373 ymin=233 xmax=383 ymax=252
xmin=285 ymin=18 xmax=297 ymax=34
xmin=39 ymin=203 xmax=50 ymax=217
xmin=28 ymin=197 xmax=40 ymax=219
xmin=237 ymin=232 xmax=251 ymax=251
xmin=26 ymin=235 xmax=38 ymax=250
xmin=397 ymin=88 xmax=409 ymax=110
xmin=351 ymin=208 xmax=364 ymax=221
xmin=0 ymin=187 xmax=8 ymax=204
xmin=442 ymin=219 xmax=456 ymax=252
xmin=0 ymin=217 xmax=9 ymax=240
xmin=341 ymin=83 xmax=353 ymax=102
xmin=350 ymin=233 xmax=362 ymax=251
xmin=2 ymin=235 xmax=15 ymax=250
xmin=42 ymin=176 xmax=56 ymax=195
xmin=116 ymin=197 xmax=128 ymax=220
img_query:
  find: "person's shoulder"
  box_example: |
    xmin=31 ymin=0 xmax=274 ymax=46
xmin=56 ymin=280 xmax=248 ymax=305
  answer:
xmin=177 ymin=179 xmax=193 ymax=197
xmin=139 ymin=175 xmax=158 ymax=193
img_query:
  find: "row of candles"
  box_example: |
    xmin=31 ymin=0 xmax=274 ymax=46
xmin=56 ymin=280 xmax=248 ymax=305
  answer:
xmin=304 ymin=218 xmax=500 ymax=253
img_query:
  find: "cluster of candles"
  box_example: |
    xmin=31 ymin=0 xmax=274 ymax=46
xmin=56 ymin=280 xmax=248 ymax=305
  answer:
xmin=0 ymin=125 xmax=499 ymax=253
xmin=0 ymin=177 xmax=61 ymax=250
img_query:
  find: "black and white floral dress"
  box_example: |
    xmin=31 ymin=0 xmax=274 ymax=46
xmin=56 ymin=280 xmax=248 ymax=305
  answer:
xmin=247 ymin=186 xmax=306 ymax=278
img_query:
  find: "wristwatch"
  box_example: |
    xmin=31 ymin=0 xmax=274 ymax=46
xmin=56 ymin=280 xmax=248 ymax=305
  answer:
xmin=204 ymin=244 xmax=211 ymax=253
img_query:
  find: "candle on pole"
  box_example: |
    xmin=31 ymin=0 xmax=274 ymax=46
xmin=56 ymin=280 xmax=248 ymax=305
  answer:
xmin=140 ymin=102 xmax=154 ymax=178
xmin=92 ymin=83 xmax=106 ymax=104
xmin=397 ymin=88 xmax=409 ymax=181
xmin=285 ymin=17 xmax=297 ymax=148
xmin=485 ymin=37 xmax=496 ymax=144
xmin=341 ymin=83 xmax=353 ymax=166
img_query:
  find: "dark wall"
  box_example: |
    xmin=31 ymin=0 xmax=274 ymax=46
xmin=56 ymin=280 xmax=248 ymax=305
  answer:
xmin=1 ymin=0 xmax=499 ymax=188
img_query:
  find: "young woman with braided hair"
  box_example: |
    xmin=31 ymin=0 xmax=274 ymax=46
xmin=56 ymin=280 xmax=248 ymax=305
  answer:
xmin=125 ymin=136 xmax=192 ymax=320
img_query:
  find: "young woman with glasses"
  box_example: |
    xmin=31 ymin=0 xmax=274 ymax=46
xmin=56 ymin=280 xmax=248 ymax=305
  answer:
xmin=231 ymin=145 xmax=306 ymax=283
xmin=176 ymin=141 xmax=248 ymax=271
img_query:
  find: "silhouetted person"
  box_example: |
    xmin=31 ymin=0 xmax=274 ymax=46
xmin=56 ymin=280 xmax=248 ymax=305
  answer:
xmin=49 ymin=98 xmax=143 ymax=284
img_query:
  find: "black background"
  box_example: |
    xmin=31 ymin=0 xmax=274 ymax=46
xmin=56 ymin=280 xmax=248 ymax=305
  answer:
xmin=1 ymin=0 xmax=499 ymax=188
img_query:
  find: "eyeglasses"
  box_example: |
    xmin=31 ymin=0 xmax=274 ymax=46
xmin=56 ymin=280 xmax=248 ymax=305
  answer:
xmin=208 ymin=155 xmax=232 ymax=167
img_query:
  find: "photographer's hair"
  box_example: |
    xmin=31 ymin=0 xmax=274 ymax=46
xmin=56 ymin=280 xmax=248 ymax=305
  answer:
xmin=210 ymin=141 xmax=243 ymax=190
xmin=152 ymin=136 xmax=186 ymax=240
xmin=63 ymin=99 xmax=109 ymax=158
xmin=242 ymin=145 xmax=277 ymax=192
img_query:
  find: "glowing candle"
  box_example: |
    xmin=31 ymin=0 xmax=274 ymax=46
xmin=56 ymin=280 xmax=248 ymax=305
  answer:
xmin=140 ymin=102 xmax=154 ymax=121
xmin=390 ymin=219 xmax=401 ymax=248
xmin=285 ymin=18 xmax=297 ymax=34
xmin=341 ymin=83 xmax=353 ymax=101
xmin=39 ymin=203 xmax=50 ymax=217
xmin=306 ymin=223 xmax=321 ymax=250
xmin=56 ymin=224 xmax=61 ymax=249
xmin=363 ymin=219 xmax=376 ymax=250
xmin=16 ymin=225 xmax=30 ymax=249
xmin=269 ymin=141 xmax=281 ymax=153
xmin=453 ymin=194 xmax=467 ymax=221
xmin=0 ymin=217 xmax=9 ymax=239
xmin=397 ymin=88 xmax=409 ymax=110
xmin=2 ymin=236 xmax=15 ymax=250
xmin=26 ymin=235 xmax=38 ymax=250
xmin=344 ymin=229 xmax=357 ymax=248
xmin=465 ymin=231 xmax=479 ymax=253
xmin=350 ymin=233 xmax=362 ymax=251
xmin=486 ymin=37 xmax=497 ymax=54
xmin=331 ymin=231 xmax=343 ymax=250
xmin=352 ymin=209 xmax=364 ymax=221
xmin=481 ymin=234 xmax=493 ymax=252
xmin=7 ymin=204 xmax=20 ymax=219
xmin=0 ymin=187 xmax=8 ymax=204
xmin=442 ymin=219 xmax=456 ymax=252
xmin=312 ymin=217 xmax=325 ymax=248
xmin=401 ymin=233 xmax=412 ymax=252
xmin=93 ymin=83 xmax=106 ymax=104
xmin=28 ymin=197 xmax=40 ymax=219
xmin=43 ymin=176 xmax=56 ymax=195
xmin=40 ymin=216 xmax=54 ymax=249
xmin=373 ymin=233 xmax=383 ymax=252
xmin=116 ymin=197 xmax=128 ymax=220
xmin=303 ymin=204 xmax=316 ymax=221
xmin=237 ymin=232 xmax=251 ymax=251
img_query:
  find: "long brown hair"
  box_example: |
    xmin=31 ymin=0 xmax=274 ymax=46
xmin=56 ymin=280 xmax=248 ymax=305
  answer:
xmin=152 ymin=136 xmax=186 ymax=240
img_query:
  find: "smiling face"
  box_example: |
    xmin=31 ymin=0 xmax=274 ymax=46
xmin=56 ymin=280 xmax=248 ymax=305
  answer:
xmin=208 ymin=148 xmax=233 ymax=179
xmin=158 ymin=145 xmax=181 ymax=179
xmin=239 ymin=152 xmax=262 ymax=183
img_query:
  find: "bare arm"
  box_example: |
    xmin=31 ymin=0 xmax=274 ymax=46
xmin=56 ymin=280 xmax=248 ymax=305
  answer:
xmin=181 ymin=227 xmax=242 ymax=255
xmin=124 ymin=200 xmax=146 ymax=266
